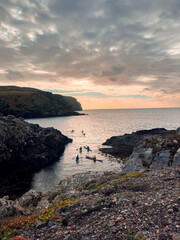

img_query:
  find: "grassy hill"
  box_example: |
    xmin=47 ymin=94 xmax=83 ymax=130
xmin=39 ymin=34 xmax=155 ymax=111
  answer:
xmin=0 ymin=86 xmax=82 ymax=118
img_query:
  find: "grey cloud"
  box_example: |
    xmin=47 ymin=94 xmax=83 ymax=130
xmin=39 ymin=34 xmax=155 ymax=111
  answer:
xmin=112 ymin=65 xmax=125 ymax=74
xmin=109 ymin=78 xmax=117 ymax=82
xmin=6 ymin=70 xmax=23 ymax=80
xmin=0 ymin=0 xmax=179 ymax=95
xmin=0 ymin=5 xmax=12 ymax=23
xmin=84 ymin=31 xmax=98 ymax=39
xmin=101 ymin=65 xmax=125 ymax=77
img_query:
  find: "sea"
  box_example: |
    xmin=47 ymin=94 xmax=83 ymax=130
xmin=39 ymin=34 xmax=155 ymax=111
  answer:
xmin=27 ymin=108 xmax=180 ymax=194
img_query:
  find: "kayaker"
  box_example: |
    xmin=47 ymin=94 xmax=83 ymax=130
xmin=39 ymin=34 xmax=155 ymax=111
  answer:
xmin=93 ymin=155 xmax=96 ymax=160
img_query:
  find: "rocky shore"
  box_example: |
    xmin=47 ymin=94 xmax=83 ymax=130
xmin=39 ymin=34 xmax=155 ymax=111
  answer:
xmin=0 ymin=114 xmax=72 ymax=198
xmin=100 ymin=128 xmax=180 ymax=172
xmin=0 ymin=127 xmax=180 ymax=239
xmin=0 ymin=166 xmax=179 ymax=240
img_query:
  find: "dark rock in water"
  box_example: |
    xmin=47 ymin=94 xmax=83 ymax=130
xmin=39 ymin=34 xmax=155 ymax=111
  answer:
xmin=101 ymin=128 xmax=180 ymax=173
xmin=0 ymin=115 xmax=72 ymax=198
xmin=0 ymin=86 xmax=83 ymax=118
xmin=135 ymin=128 xmax=176 ymax=135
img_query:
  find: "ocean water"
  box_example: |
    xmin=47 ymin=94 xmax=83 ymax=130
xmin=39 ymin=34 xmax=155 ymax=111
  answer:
xmin=27 ymin=108 xmax=180 ymax=193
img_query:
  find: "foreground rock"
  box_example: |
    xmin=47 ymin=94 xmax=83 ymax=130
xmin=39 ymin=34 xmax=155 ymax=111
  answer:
xmin=100 ymin=128 xmax=180 ymax=173
xmin=0 ymin=115 xmax=72 ymax=198
xmin=0 ymin=166 xmax=179 ymax=239
xmin=0 ymin=86 xmax=82 ymax=118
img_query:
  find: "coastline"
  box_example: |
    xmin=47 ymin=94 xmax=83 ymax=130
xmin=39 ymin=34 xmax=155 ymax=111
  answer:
xmin=0 ymin=111 xmax=180 ymax=239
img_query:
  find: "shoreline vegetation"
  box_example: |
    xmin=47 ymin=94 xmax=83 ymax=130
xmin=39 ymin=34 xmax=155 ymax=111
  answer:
xmin=0 ymin=112 xmax=179 ymax=239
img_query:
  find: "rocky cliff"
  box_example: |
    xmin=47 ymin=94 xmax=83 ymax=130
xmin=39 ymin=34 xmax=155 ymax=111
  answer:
xmin=0 ymin=86 xmax=82 ymax=118
xmin=101 ymin=128 xmax=180 ymax=173
xmin=0 ymin=114 xmax=72 ymax=198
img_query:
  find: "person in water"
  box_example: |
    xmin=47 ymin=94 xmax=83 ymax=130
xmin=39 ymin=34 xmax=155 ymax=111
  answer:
xmin=79 ymin=147 xmax=82 ymax=152
xmin=76 ymin=154 xmax=79 ymax=162
xmin=87 ymin=146 xmax=90 ymax=151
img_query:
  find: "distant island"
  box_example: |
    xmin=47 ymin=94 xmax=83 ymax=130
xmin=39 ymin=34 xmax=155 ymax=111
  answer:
xmin=0 ymin=86 xmax=82 ymax=118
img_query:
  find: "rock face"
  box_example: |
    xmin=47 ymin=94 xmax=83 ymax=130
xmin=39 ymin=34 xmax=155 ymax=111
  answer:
xmin=0 ymin=115 xmax=72 ymax=198
xmin=0 ymin=86 xmax=82 ymax=118
xmin=101 ymin=128 xmax=180 ymax=173
xmin=172 ymin=148 xmax=180 ymax=166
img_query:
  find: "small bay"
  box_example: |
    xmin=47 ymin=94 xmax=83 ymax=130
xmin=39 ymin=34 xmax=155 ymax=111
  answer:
xmin=27 ymin=108 xmax=180 ymax=193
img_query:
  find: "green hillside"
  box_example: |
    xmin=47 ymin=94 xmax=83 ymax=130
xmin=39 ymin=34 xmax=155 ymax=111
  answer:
xmin=0 ymin=86 xmax=82 ymax=118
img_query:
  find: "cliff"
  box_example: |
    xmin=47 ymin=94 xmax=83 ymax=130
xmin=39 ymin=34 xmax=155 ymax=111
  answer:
xmin=0 ymin=114 xmax=72 ymax=198
xmin=0 ymin=86 xmax=82 ymax=118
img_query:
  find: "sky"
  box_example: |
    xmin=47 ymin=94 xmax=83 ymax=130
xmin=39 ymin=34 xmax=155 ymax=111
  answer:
xmin=0 ymin=0 xmax=180 ymax=109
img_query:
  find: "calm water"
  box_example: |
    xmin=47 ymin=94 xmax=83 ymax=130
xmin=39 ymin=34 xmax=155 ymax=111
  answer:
xmin=27 ymin=108 xmax=180 ymax=193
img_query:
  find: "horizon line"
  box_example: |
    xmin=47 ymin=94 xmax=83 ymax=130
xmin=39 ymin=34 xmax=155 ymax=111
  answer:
xmin=81 ymin=107 xmax=180 ymax=111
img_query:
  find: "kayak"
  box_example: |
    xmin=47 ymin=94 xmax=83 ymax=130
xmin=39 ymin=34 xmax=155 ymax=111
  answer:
xmin=84 ymin=146 xmax=92 ymax=151
xmin=86 ymin=156 xmax=103 ymax=162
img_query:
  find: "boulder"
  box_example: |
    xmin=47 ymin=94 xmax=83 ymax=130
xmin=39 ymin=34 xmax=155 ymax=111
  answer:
xmin=172 ymin=148 xmax=180 ymax=166
xmin=17 ymin=190 xmax=42 ymax=208
xmin=0 ymin=196 xmax=27 ymax=220
xmin=122 ymin=146 xmax=145 ymax=173
xmin=150 ymin=150 xmax=171 ymax=168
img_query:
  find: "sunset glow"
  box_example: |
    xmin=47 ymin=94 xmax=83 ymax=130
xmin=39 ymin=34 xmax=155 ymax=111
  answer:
xmin=0 ymin=0 xmax=180 ymax=109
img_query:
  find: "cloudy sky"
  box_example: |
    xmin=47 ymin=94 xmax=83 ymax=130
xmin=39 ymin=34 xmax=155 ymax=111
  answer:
xmin=0 ymin=0 xmax=180 ymax=109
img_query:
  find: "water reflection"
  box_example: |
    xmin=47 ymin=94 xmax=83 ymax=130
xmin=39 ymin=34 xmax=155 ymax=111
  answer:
xmin=28 ymin=108 xmax=180 ymax=194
